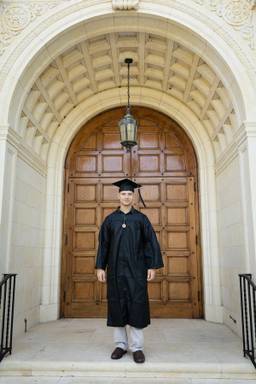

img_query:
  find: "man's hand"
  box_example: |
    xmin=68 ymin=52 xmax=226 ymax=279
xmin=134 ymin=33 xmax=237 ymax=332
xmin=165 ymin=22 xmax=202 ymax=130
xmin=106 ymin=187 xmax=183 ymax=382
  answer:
xmin=147 ymin=269 xmax=156 ymax=281
xmin=96 ymin=269 xmax=106 ymax=282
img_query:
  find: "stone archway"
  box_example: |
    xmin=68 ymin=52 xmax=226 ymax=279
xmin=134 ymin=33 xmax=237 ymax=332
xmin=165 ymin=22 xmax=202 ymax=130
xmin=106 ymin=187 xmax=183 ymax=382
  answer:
xmin=40 ymin=91 xmax=221 ymax=323
xmin=0 ymin=1 xmax=255 ymax=333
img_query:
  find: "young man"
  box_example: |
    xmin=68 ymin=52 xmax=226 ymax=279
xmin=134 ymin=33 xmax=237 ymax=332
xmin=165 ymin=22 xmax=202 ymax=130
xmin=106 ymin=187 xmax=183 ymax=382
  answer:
xmin=95 ymin=178 xmax=164 ymax=363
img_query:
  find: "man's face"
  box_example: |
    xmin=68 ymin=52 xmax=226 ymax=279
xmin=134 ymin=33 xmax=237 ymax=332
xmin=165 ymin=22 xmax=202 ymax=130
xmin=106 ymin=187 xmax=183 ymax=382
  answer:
xmin=118 ymin=190 xmax=134 ymax=206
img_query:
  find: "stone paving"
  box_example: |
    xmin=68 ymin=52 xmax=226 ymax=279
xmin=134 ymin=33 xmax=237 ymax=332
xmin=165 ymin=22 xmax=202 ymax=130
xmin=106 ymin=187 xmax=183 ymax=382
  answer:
xmin=0 ymin=319 xmax=255 ymax=383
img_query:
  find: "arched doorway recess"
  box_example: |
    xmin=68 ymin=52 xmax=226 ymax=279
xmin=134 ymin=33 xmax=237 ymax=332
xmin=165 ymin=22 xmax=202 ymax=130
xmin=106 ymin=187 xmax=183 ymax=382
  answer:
xmin=61 ymin=107 xmax=202 ymax=319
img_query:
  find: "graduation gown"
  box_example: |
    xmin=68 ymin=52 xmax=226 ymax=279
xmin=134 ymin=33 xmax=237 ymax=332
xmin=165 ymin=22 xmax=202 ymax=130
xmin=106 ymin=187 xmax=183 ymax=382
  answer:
xmin=95 ymin=206 xmax=164 ymax=328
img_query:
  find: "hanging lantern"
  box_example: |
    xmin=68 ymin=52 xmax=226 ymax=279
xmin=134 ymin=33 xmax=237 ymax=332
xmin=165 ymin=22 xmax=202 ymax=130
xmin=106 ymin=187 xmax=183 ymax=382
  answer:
xmin=118 ymin=58 xmax=138 ymax=150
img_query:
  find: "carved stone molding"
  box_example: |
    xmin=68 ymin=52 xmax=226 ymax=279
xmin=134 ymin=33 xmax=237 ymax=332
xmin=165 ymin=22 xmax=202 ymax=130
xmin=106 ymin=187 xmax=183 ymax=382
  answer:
xmin=221 ymin=0 xmax=252 ymax=26
xmin=0 ymin=1 xmax=67 ymax=56
xmin=193 ymin=0 xmax=256 ymax=49
xmin=0 ymin=0 xmax=255 ymax=57
xmin=112 ymin=0 xmax=139 ymax=10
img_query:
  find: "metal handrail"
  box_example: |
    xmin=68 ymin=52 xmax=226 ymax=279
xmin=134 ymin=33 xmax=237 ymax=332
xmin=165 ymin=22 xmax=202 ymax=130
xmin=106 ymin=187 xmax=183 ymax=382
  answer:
xmin=0 ymin=274 xmax=17 ymax=362
xmin=239 ymin=273 xmax=256 ymax=369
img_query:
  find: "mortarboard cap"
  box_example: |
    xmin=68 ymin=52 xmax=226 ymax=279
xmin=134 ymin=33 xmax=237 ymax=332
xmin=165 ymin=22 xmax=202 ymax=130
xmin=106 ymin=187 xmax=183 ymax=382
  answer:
xmin=112 ymin=178 xmax=146 ymax=207
xmin=112 ymin=178 xmax=140 ymax=192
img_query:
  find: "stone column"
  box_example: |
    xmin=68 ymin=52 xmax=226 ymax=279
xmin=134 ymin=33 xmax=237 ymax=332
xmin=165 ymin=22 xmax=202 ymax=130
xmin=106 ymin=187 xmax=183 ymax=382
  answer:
xmin=237 ymin=122 xmax=256 ymax=275
xmin=0 ymin=125 xmax=18 ymax=274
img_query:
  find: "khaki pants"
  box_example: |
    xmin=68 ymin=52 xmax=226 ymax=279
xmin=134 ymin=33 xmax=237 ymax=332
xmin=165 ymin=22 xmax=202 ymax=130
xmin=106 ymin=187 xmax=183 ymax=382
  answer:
xmin=113 ymin=325 xmax=144 ymax=352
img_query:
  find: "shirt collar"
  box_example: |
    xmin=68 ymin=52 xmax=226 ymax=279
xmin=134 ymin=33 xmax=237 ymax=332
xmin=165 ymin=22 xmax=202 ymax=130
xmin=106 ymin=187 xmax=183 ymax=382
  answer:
xmin=117 ymin=206 xmax=135 ymax=214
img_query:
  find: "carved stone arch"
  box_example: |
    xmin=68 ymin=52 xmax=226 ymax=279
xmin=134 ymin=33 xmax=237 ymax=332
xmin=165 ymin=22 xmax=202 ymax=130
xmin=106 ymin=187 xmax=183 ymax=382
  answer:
xmin=1 ymin=0 xmax=256 ymax=131
xmin=40 ymin=92 xmax=222 ymax=324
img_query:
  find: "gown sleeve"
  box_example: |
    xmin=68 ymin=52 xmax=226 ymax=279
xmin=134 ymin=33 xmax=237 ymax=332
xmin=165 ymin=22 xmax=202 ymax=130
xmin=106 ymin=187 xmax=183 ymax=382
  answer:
xmin=143 ymin=215 xmax=164 ymax=269
xmin=95 ymin=217 xmax=110 ymax=270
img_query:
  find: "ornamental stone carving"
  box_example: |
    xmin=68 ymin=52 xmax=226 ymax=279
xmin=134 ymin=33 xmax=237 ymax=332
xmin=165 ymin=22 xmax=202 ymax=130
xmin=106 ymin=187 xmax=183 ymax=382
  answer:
xmin=0 ymin=0 xmax=255 ymax=57
xmin=219 ymin=0 xmax=252 ymax=26
xmin=0 ymin=1 xmax=66 ymax=55
xmin=112 ymin=0 xmax=139 ymax=10
xmin=3 ymin=4 xmax=31 ymax=31
xmin=193 ymin=0 xmax=256 ymax=49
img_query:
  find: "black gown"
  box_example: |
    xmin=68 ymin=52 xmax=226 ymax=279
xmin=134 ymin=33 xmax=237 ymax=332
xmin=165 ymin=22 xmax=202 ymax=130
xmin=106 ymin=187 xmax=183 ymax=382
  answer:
xmin=95 ymin=206 xmax=164 ymax=328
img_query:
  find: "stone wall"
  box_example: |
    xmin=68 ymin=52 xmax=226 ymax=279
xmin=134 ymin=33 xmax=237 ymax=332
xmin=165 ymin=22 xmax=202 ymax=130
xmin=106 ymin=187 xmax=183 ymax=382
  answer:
xmin=9 ymin=158 xmax=46 ymax=335
xmin=216 ymin=155 xmax=246 ymax=335
xmin=0 ymin=0 xmax=256 ymax=337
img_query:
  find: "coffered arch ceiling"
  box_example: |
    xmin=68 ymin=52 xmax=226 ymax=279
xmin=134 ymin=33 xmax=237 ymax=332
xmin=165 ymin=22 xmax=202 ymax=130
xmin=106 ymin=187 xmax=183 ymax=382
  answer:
xmin=19 ymin=30 xmax=238 ymax=162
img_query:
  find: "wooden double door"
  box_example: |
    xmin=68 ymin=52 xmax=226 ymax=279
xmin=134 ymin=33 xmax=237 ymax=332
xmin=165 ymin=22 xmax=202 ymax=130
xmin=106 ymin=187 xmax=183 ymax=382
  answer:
xmin=61 ymin=107 xmax=203 ymax=318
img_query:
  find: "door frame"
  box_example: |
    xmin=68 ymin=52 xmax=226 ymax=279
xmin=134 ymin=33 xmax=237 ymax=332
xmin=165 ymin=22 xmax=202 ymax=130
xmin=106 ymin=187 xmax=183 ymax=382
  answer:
xmin=39 ymin=93 xmax=223 ymax=324
xmin=60 ymin=107 xmax=203 ymax=319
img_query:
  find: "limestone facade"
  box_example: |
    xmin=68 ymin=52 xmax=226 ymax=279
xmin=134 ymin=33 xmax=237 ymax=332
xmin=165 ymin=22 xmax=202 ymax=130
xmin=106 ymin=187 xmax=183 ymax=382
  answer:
xmin=0 ymin=0 xmax=256 ymax=337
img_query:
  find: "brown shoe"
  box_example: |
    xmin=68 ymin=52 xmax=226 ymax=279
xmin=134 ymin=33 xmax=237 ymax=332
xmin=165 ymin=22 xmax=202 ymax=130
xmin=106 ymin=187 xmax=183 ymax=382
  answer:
xmin=111 ymin=347 xmax=127 ymax=359
xmin=133 ymin=350 xmax=145 ymax=363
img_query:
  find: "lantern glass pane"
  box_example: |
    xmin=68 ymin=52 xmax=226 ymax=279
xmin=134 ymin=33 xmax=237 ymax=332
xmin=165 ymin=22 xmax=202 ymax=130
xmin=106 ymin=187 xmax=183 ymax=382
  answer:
xmin=119 ymin=119 xmax=126 ymax=142
xmin=127 ymin=121 xmax=135 ymax=141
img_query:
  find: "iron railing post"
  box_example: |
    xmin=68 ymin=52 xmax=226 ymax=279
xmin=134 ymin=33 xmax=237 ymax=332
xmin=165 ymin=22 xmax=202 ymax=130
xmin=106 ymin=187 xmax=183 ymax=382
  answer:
xmin=239 ymin=275 xmax=246 ymax=357
xmin=239 ymin=273 xmax=256 ymax=369
xmin=9 ymin=275 xmax=16 ymax=355
xmin=0 ymin=274 xmax=17 ymax=362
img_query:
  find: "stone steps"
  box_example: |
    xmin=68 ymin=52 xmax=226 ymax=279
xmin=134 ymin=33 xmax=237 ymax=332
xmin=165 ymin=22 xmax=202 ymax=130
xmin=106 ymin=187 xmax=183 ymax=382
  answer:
xmin=0 ymin=377 xmax=256 ymax=384
xmin=1 ymin=319 xmax=255 ymax=383
xmin=0 ymin=360 xmax=256 ymax=381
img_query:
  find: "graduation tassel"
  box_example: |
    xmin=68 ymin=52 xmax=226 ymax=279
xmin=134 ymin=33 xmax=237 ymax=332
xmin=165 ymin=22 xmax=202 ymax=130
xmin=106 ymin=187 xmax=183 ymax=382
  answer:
xmin=138 ymin=188 xmax=146 ymax=208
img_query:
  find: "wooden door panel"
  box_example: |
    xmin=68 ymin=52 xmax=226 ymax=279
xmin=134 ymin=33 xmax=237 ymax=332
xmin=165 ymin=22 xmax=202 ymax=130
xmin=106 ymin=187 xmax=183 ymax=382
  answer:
xmin=165 ymin=154 xmax=186 ymax=171
xmin=139 ymin=132 xmax=160 ymax=149
xmin=73 ymin=281 xmax=95 ymax=301
xmin=166 ymin=183 xmax=188 ymax=200
xmin=167 ymin=231 xmax=188 ymax=249
xmin=169 ymin=281 xmax=190 ymax=300
xmin=102 ymin=154 xmax=123 ymax=173
xmin=73 ymin=256 xmax=95 ymax=274
xmin=167 ymin=207 xmax=188 ymax=225
xmin=75 ymin=184 xmax=96 ymax=201
xmin=76 ymin=155 xmax=98 ymax=173
xmin=102 ymin=184 xmax=120 ymax=201
xmin=139 ymin=155 xmax=160 ymax=172
xmin=165 ymin=131 xmax=183 ymax=148
xmin=75 ymin=208 xmax=96 ymax=225
xmin=73 ymin=230 xmax=96 ymax=251
xmin=140 ymin=207 xmax=161 ymax=226
xmin=102 ymin=132 xmax=123 ymax=149
xmin=61 ymin=107 xmax=202 ymax=318
xmin=140 ymin=184 xmax=160 ymax=201
xmin=168 ymin=257 xmax=189 ymax=274
xmin=80 ymin=133 xmax=97 ymax=149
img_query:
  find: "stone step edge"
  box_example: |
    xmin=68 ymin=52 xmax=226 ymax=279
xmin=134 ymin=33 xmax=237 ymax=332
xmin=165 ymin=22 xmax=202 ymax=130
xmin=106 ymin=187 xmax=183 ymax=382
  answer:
xmin=0 ymin=361 xmax=256 ymax=379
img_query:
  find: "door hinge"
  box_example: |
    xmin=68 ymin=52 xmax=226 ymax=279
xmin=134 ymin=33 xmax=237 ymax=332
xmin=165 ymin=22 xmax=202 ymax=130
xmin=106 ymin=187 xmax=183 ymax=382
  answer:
xmin=65 ymin=233 xmax=68 ymax=245
xmin=63 ymin=290 xmax=66 ymax=303
xmin=196 ymin=235 xmax=198 ymax=245
xmin=67 ymin=183 xmax=70 ymax=193
xmin=194 ymin=181 xmax=196 ymax=192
